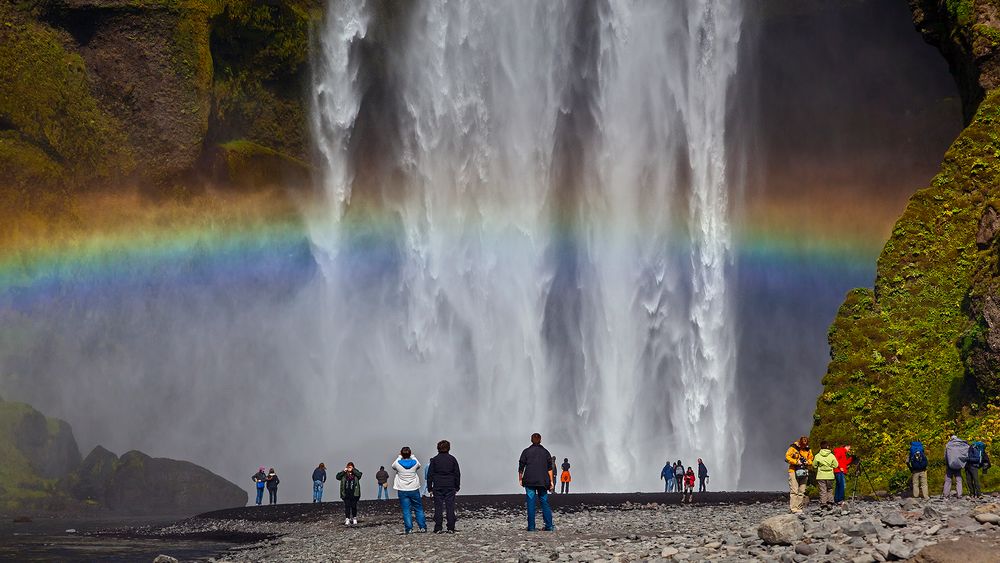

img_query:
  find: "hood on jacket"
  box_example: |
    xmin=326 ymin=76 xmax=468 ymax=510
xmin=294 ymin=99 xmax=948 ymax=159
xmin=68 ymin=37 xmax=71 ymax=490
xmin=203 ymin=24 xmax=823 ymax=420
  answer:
xmin=398 ymin=458 xmax=417 ymax=469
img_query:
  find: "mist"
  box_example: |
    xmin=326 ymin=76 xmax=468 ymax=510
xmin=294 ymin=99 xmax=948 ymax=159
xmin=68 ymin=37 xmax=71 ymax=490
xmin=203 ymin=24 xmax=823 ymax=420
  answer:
xmin=0 ymin=0 xmax=961 ymax=500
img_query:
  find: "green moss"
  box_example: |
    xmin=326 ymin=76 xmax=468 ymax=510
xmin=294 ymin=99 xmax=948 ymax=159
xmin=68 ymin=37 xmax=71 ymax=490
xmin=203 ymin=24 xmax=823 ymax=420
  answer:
xmin=812 ymin=89 xmax=1000 ymax=492
xmin=0 ymin=398 xmax=60 ymax=511
xmin=946 ymin=0 xmax=975 ymax=26
xmin=0 ymin=4 xmax=132 ymax=190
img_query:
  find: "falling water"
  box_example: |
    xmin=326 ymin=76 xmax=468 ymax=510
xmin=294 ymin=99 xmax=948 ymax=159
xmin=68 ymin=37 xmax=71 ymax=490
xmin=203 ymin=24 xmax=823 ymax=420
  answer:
xmin=308 ymin=0 xmax=744 ymax=491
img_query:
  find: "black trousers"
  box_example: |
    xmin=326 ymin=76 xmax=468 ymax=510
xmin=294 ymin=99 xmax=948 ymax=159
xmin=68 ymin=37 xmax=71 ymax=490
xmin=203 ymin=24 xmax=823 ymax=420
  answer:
xmin=965 ymin=466 xmax=981 ymax=497
xmin=560 ymin=481 xmax=569 ymax=494
xmin=698 ymin=477 xmax=706 ymax=492
xmin=432 ymin=489 xmax=457 ymax=531
xmin=343 ymin=495 xmax=359 ymax=518
xmin=267 ymin=488 xmax=277 ymax=504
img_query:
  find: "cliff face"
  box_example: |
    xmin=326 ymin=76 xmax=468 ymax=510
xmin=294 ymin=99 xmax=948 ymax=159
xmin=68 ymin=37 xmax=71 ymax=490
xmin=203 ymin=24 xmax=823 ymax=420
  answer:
xmin=0 ymin=0 xmax=317 ymax=199
xmin=812 ymin=0 xmax=1000 ymax=492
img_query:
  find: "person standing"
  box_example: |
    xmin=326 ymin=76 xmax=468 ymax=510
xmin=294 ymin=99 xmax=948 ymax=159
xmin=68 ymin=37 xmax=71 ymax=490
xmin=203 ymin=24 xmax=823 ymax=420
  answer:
xmin=944 ymin=435 xmax=968 ymax=497
xmin=660 ymin=460 xmax=674 ymax=492
xmin=265 ymin=468 xmax=280 ymax=505
xmin=312 ymin=463 xmax=327 ymax=503
xmin=813 ymin=442 xmax=838 ymax=509
xmin=427 ymin=439 xmax=461 ymax=533
xmin=682 ymin=467 xmax=695 ymax=503
xmin=560 ymin=458 xmax=571 ymax=494
xmin=785 ymin=436 xmax=813 ymax=513
xmin=673 ymin=461 xmax=685 ymax=493
xmin=832 ymin=444 xmax=854 ymax=505
xmin=392 ymin=446 xmax=427 ymax=534
xmin=518 ymin=433 xmax=555 ymax=531
xmin=907 ymin=441 xmax=929 ymax=500
xmin=251 ymin=466 xmax=266 ymax=506
xmin=336 ymin=462 xmax=363 ymax=525
xmin=376 ymin=466 xmax=390 ymax=500
xmin=966 ymin=440 xmax=989 ymax=498
xmin=697 ymin=458 xmax=709 ymax=492
xmin=550 ymin=456 xmax=558 ymax=493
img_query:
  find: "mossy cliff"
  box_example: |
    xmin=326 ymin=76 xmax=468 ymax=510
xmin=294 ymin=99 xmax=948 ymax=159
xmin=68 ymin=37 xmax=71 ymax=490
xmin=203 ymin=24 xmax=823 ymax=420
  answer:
xmin=811 ymin=0 xmax=1000 ymax=493
xmin=0 ymin=0 xmax=318 ymax=198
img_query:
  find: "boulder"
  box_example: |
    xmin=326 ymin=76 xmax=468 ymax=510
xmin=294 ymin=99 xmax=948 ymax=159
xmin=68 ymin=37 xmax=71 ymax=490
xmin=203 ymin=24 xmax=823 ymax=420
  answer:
xmin=973 ymin=513 xmax=999 ymax=524
xmin=12 ymin=406 xmax=81 ymax=479
xmin=758 ymin=514 xmax=804 ymax=546
xmin=107 ymin=450 xmax=247 ymax=515
xmin=881 ymin=512 xmax=907 ymax=528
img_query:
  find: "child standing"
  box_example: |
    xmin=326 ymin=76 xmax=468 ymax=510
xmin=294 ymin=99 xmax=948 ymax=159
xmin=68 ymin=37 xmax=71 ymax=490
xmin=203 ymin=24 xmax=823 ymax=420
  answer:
xmin=683 ymin=468 xmax=696 ymax=503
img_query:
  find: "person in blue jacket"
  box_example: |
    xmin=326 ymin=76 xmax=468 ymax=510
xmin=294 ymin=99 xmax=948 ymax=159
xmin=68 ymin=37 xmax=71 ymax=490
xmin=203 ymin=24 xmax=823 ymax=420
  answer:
xmin=251 ymin=466 xmax=266 ymax=506
xmin=660 ymin=460 xmax=675 ymax=492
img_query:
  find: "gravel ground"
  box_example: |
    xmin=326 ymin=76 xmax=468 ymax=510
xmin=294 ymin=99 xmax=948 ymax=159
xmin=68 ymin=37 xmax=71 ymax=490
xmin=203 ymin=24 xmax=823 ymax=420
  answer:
xmin=116 ymin=492 xmax=1000 ymax=562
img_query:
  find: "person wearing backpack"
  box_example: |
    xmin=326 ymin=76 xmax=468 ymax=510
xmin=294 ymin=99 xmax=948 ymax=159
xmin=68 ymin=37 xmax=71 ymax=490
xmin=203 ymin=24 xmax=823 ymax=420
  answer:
xmin=966 ymin=440 xmax=988 ymax=498
xmin=785 ymin=436 xmax=814 ymax=513
xmin=673 ymin=460 xmax=685 ymax=493
xmin=832 ymin=444 xmax=854 ymax=505
xmin=814 ymin=441 xmax=838 ymax=509
xmin=907 ymin=441 xmax=930 ymax=499
xmin=944 ymin=435 xmax=969 ymax=497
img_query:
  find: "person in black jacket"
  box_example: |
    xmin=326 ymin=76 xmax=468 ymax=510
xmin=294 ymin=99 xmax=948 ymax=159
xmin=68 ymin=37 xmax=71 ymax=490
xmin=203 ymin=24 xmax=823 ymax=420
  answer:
xmin=312 ymin=463 xmax=327 ymax=503
xmin=518 ymin=433 xmax=555 ymax=531
xmin=427 ymin=439 xmax=461 ymax=533
xmin=265 ymin=468 xmax=280 ymax=505
xmin=697 ymin=459 xmax=709 ymax=493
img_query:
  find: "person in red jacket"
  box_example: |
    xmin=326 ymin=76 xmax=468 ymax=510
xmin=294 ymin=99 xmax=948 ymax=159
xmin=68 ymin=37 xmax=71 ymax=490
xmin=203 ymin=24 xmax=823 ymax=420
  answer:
xmin=682 ymin=468 xmax=696 ymax=503
xmin=832 ymin=444 xmax=853 ymax=506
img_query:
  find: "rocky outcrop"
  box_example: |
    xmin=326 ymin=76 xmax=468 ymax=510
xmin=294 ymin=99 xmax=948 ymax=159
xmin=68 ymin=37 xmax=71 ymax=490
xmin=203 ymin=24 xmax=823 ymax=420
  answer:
xmin=61 ymin=447 xmax=248 ymax=515
xmin=13 ymin=409 xmax=82 ymax=480
xmin=1 ymin=0 xmax=319 ymax=192
xmin=0 ymin=396 xmax=245 ymax=515
xmin=812 ymin=1 xmax=1000 ymax=490
xmin=910 ymin=0 xmax=1000 ymax=123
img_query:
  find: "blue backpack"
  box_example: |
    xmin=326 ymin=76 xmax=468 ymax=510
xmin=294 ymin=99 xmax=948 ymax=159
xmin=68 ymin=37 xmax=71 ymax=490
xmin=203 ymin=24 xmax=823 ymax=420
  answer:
xmin=909 ymin=441 xmax=928 ymax=471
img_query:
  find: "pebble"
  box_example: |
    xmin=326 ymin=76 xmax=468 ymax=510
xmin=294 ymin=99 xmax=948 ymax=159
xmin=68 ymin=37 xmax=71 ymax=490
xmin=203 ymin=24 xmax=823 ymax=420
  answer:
xmin=103 ymin=494 xmax=1000 ymax=562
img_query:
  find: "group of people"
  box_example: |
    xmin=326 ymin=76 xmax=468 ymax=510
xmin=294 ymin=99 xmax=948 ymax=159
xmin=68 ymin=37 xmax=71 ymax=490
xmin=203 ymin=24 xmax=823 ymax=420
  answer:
xmin=250 ymin=467 xmax=280 ymax=505
xmin=785 ymin=434 xmax=993 ymax=514
xmin=659 ymin=458 xmax=709 ymax=502
xmin=253 ymin=434 xmax=568 ymax=533
xmin=913 ymin=435 xmax=992 ymax=499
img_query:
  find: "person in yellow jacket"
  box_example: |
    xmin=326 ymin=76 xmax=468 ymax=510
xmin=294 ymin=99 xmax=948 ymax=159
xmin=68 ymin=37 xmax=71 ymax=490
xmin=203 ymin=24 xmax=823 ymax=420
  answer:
xmin=785 ymin=436 xmax=814 ymax=513
xmin=813 ymin=441 xmax=838 ymax=509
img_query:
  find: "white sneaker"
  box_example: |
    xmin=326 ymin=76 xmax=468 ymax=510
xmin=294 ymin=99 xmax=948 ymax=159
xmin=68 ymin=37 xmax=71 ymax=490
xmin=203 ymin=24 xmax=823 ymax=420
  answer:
xmin=352 ymin=517 xmax=357 ymax=525
xmin=345 ymin=518 xmax=351 ymax=526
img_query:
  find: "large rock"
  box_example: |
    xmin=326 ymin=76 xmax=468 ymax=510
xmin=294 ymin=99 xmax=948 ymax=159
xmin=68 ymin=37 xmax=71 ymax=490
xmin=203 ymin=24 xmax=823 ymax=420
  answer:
xmin=63 ymin=447 xmax=247 ymax=515
xmin=13 ymin=408 xmax=81 ymax=479
xmin=758 ymin=514 xmax=805 ymax=545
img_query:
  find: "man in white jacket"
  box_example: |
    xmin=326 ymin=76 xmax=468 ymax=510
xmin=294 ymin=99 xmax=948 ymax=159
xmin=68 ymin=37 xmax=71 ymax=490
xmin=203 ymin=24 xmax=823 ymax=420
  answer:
xmin=392 ymin=446 xmax=427 ymax=534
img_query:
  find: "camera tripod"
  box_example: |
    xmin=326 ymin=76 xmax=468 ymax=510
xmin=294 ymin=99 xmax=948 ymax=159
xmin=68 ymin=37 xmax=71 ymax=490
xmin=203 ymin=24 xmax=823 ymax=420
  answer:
xmin=849 ymin=460 xmax=881 ymax=501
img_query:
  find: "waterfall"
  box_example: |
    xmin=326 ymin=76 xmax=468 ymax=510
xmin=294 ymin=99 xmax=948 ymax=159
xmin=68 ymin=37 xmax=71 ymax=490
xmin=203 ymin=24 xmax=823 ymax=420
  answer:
xmin=308 ymin=0 xmax=744 ymax=491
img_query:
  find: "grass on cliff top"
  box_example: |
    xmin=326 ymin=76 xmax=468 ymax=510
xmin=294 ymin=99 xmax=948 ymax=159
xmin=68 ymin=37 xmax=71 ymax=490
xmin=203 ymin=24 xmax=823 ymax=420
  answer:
xmin=812 ymin=88 xmax=1000 ymax=493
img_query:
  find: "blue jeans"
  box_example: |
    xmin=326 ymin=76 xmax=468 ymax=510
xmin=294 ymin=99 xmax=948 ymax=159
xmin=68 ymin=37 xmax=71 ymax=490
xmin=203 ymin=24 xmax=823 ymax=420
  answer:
xmin=525 ymin=487 xmax=554 ymax=530
xmin=313 ymin=480 xmax=324 ymax=502
xmin=398 ymin=490 xmax=426 ymax=532
xmin=834 ymin=472 xmax=846 ymax=503
xmin=667 ymin=479 xmax=675 ymax=492
xmin=377 ymin=484 xmax=389 ymax=500
xmin=255 ymin=486 xmax=264 ymax=505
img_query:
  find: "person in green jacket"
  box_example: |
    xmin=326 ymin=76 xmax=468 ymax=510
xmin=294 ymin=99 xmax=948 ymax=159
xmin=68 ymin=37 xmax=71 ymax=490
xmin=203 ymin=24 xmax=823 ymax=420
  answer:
xmin=336 ymin=462 xmax=363 ymax=526
xmin=814 ymin=441 xmax=838 ymax=509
